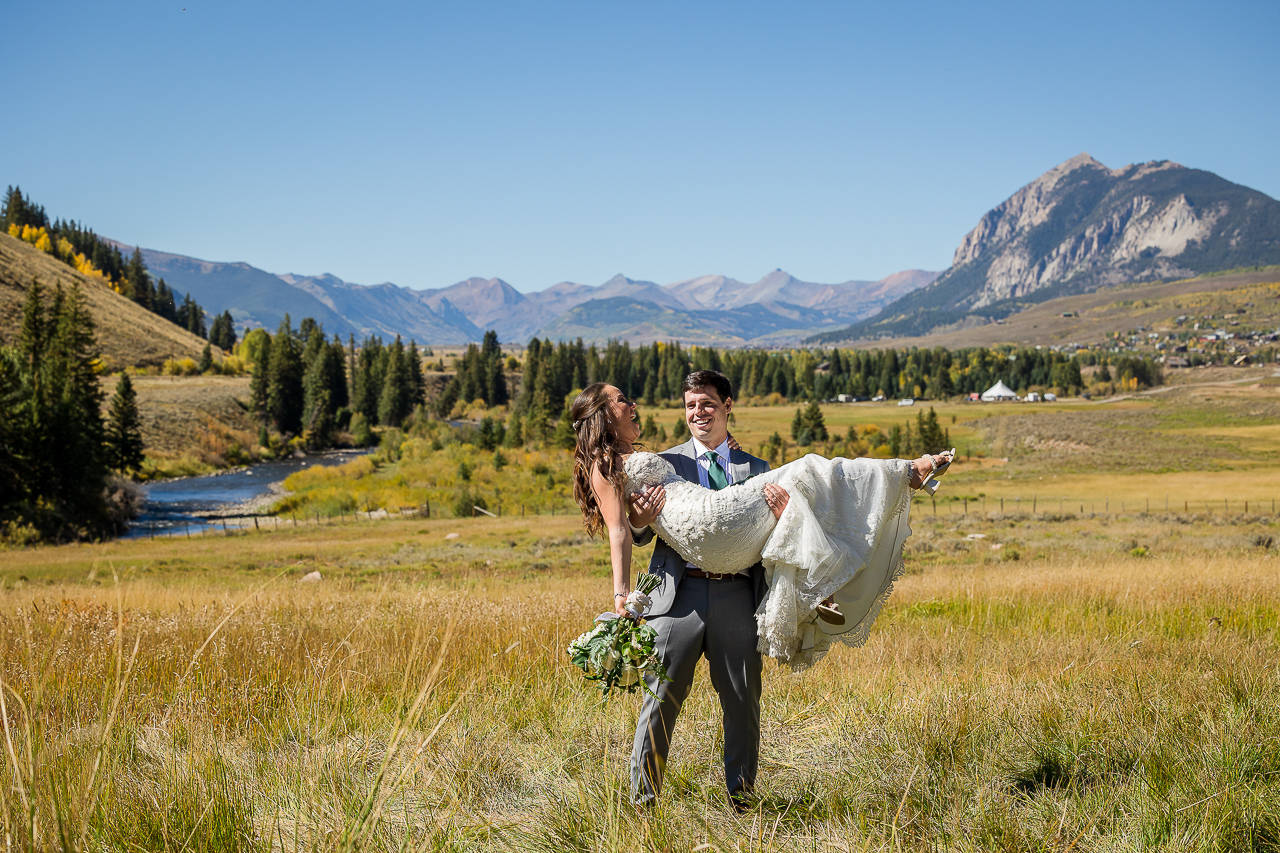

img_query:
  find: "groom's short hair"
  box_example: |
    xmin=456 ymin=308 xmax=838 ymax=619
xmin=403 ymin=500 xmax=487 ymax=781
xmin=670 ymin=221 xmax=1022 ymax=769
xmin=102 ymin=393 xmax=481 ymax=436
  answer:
xmin=682 ymin=370 xmax=732 ymax=403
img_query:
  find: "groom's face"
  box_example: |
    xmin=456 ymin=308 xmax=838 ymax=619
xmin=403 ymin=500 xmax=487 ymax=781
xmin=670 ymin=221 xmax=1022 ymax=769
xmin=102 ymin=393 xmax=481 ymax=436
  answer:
xmin=683 ymin=386 xmax=732 ymax=448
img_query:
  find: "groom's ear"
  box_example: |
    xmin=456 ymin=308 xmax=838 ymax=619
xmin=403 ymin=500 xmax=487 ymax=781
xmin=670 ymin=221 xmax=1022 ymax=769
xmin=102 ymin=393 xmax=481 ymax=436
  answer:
xmin=723 ymin=397 xmax=733 ymax=415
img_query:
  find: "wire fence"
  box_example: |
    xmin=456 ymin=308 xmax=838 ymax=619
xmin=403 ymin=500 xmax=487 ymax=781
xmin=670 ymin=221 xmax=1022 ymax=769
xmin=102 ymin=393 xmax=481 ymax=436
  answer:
xmin=914 ymin=494 xmax=1279 ymax=518
xmin=130 ymin=492 xmax=1277 ymax=542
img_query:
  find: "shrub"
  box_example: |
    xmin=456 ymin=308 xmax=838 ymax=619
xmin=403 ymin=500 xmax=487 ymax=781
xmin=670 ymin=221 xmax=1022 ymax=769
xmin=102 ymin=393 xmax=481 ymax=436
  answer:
xmin=453 ymin=487 xmax=487 ymax=518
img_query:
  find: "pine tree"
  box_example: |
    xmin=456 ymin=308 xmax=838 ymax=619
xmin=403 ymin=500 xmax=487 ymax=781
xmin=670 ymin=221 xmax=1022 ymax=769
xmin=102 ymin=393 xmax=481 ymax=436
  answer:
xmin=802 ymin=401 xmax=828 ymax=441
xmin=302 ymin=333 xmax=346 ymax=447
xmin=125 ymin=248 xmax=153 ymax=310
xmin=377 ymin=336 xmax=411 ymax=427
xmin=105 ymin=373 xmax=145 ymax=474
xmin=328 ymin=336 xmax=349 ymax=411
xmin=249 ymin=333 xmax=273 ymax=419
xmin=208 ymin=310 xmax=237 ymax=350
xmin=406 ymin=340 xmax=425 ymax=408
xmin=198 ymin=342 xmax=213 ymax=373
xmin=266 ymin=318 xmax=304 ymax=435
xmin=18 ymin=279 xmax=45 ymax=372
xmin=40 ymin=284 xmax=109 ymax=535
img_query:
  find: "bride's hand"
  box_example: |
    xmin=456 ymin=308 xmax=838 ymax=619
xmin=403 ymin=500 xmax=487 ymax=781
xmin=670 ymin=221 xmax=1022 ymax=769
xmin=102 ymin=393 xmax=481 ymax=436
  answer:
xmin=628 ymin=485 xmax=666 ymax=528
xmin=763 ymin=484 xmax=789 ymax=519
xmin=726 ymin=433 xmax=741 ymax=451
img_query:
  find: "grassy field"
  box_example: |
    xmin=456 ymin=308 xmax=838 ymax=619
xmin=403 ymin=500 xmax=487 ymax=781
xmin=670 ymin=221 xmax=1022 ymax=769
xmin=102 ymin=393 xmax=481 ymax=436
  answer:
xmin=2 ymin=503 xmax=1277 ymax=851
xmin=3 ymin=372 xmax=1280 ymax=851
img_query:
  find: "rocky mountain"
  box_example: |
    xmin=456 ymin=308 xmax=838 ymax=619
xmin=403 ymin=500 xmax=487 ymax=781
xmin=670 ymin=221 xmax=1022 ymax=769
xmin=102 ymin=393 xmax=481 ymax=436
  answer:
xmin=134 ymin=245 xmax=938 ymax=345
xmin=818 ymin=153 xmax=1280 ymax=341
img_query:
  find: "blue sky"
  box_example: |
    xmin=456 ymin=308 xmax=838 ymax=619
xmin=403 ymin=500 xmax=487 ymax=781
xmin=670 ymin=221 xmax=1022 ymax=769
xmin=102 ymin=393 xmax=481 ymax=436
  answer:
xmin=5 ymin=1 xmax=1278 ymax=291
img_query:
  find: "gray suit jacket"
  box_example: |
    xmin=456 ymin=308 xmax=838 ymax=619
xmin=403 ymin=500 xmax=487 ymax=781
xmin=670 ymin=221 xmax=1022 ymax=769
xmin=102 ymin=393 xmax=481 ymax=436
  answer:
xmin=636 ymin=438 xmax=771 ymax=617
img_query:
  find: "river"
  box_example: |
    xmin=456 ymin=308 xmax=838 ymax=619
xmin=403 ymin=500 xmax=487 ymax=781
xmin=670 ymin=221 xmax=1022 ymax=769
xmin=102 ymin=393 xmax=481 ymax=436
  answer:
xmin=124 ymin=450 xmax=370 ymax=539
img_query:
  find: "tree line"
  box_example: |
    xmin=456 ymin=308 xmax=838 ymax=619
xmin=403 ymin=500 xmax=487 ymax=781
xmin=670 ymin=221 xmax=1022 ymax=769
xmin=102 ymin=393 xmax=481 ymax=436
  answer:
xmin=3 ymin=185 xmax=222 ymax=343
xmin=246 ymin=318 xmax=426 ymax=448
xmin=1 ymin=281 xmax=145 ymax=542
xmin=438 ymin=337 xmax=1155 ymax=420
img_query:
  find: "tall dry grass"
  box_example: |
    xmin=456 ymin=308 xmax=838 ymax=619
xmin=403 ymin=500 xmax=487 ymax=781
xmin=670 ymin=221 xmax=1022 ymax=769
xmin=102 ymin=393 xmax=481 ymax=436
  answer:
xmin=1 ymin=511 xmax=1278 ymax=851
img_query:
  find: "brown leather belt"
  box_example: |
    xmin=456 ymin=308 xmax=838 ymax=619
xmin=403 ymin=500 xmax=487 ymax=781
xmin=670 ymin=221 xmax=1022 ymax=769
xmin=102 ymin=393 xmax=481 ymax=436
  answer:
xmin=685 ymin=569 xmax=742 ymax=581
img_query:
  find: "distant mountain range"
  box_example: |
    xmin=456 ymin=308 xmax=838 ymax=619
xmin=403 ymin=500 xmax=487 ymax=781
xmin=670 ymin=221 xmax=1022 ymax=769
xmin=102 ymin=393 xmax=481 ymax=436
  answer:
xmin=816 ymin=153 xmax=1280 ymax=342
xmin=123 ymin=152 xmax=1280 ymax=347
xmin=131 ymin=246 xmax=939 ymax=345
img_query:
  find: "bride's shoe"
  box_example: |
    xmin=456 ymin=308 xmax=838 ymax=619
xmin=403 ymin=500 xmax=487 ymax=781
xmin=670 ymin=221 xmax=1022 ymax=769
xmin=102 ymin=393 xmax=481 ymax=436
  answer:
xmin=817 ymin=597 xmax=845 ymax=625
xmin=918 ymin=448 xmax=955 ymax=496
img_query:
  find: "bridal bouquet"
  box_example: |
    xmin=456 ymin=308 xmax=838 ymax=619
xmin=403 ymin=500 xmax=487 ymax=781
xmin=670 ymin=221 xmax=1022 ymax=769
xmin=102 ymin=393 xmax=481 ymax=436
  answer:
xmin=567 ymin=574 xmax=670 ymax=698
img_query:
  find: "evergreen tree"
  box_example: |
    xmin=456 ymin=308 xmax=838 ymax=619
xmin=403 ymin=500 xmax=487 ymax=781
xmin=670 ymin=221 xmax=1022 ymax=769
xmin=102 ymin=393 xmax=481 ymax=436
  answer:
xmin=105 ymin=373 xmax=145 ymax=474
xmin=352 ymin=337 xmax=385 ymax=423
xmin=249 ymin=332 xmax=273 ymax=419
xmin=208 ymin=310 xmax=237 ymax=350
xmin=378 ymin=336 xmax=412 ymax=427
xmin=302 ymin=332 xmax=346 ymax=447
xmin=198 ymin=342 xmax=214 ymax=373
xmin=915 ymin=407 xmax=947 ymax=454
xmin=154 ymin=279 xmax=178 ymax=324
xmin=328 ymin=336 xmax=350 ymax=411
xmin=179 ymin=293 xmax=207 ymax=339
xmin=266 ymin=318 xmax=304 ymax=434
xmin=407 ymin=340 xmax=426 ymax=408
xmin=125 ymin=247 xmax=153 ymax=310
xmin=37 ymin=284 xmax=109 ymax=536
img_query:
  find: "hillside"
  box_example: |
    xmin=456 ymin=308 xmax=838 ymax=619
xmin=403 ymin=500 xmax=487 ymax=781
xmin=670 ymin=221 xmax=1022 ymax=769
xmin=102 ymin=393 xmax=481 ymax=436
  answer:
xmin=836 ymin=267 xmax=1280 ymax=351
xmin=0 ymin=233 xmax=209 ymax=368
xmin=821 ymin=154 xmax=1280 ymax=341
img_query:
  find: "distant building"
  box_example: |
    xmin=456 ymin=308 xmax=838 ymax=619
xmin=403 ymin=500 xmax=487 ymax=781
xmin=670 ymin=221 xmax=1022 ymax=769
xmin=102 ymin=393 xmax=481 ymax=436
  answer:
xmin=980 ymin=380 xmax=1018 ymax=401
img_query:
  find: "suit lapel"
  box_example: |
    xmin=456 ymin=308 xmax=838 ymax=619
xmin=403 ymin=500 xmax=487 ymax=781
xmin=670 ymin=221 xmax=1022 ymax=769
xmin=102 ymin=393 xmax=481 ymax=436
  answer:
xmin=676 ymin=439 xmax=700 ymax=483
xmin=728 ymin=448 xmax=753 ymax=485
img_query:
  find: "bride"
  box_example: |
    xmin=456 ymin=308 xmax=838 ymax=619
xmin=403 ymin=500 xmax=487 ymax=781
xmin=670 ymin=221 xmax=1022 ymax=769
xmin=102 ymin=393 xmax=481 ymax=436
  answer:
xmin=569 ymin=381 xmax=951 ymax=668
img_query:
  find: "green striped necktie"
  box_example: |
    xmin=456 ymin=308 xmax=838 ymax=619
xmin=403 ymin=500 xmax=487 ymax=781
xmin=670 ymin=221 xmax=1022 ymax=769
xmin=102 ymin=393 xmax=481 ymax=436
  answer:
xmin=705 ymin=450 xmax=729 ymax=491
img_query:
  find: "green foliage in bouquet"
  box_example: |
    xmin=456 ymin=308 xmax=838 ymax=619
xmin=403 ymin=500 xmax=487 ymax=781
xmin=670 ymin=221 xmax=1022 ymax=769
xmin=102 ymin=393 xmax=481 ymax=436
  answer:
xmin=566 ymin=574 xmax=671 ymax=698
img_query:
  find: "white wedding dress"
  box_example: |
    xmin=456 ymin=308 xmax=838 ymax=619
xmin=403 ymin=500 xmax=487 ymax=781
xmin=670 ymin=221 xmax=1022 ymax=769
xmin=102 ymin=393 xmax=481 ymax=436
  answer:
xmin=624 ymin=451 xmax=915 ymax=669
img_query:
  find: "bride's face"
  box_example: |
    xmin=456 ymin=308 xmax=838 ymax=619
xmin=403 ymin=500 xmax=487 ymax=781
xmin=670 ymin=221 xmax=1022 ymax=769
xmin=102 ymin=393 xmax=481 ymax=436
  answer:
xmin=603 ymin=385 xmax=640 ymax=442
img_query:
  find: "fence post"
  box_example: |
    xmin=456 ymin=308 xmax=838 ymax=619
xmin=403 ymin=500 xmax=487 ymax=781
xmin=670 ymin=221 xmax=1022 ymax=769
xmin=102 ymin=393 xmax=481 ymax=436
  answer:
xmin=1033 ymin=496 xmax=1037 ymax=514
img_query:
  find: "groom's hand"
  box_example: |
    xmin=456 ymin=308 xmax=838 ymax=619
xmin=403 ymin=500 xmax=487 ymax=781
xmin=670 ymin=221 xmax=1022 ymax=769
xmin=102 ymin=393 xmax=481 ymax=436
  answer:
xmin=764 ymin=484 xmax=789 ymax=519
xmin=628 ymin=485 xmax=666 ymax=528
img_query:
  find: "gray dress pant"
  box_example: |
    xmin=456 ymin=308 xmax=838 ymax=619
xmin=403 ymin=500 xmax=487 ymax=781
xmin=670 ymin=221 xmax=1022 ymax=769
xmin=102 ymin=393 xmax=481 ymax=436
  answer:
xmin=630 ymin=574 xmax=762 ymax=803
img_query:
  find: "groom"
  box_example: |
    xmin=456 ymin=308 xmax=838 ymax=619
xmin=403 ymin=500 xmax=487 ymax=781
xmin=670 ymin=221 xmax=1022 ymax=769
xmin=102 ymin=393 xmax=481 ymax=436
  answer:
xmin=627 ymin=369 xmax=787 ymax=810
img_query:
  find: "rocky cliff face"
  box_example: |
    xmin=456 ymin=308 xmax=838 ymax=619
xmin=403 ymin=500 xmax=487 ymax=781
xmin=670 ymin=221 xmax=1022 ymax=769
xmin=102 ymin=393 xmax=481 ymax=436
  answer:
xmin=819 ymin=153 xmax=1280 ymax=341
xmin=948 ymin=153 xmax=1276 ymax=308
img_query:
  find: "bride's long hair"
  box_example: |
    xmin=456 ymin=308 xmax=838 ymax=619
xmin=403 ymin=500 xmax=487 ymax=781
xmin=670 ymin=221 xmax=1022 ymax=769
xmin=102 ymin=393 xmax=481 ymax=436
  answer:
xmin=570 ymin=383 xmax=630 ymax=537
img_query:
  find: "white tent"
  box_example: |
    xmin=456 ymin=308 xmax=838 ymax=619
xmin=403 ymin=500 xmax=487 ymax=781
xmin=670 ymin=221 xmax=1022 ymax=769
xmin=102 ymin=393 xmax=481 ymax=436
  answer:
xmin=980 ymin=380 xmax=1018 ymax=401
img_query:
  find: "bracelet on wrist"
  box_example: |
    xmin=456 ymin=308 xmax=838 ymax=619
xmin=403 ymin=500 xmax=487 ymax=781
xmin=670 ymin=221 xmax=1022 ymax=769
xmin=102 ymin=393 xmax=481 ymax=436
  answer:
xmin=614 ymin=592 xmax=627 ymax=599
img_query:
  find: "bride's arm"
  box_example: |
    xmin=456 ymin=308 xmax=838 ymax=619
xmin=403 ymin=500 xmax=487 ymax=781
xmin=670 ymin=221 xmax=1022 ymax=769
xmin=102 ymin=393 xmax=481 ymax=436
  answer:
xmin=591 ymin=463 xmax=634 ymax=617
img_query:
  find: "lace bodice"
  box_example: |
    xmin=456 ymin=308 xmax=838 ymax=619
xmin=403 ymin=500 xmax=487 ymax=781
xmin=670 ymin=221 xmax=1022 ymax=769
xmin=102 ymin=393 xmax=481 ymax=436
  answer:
xmin=623 ymin=451 xmax=775 ymax=574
